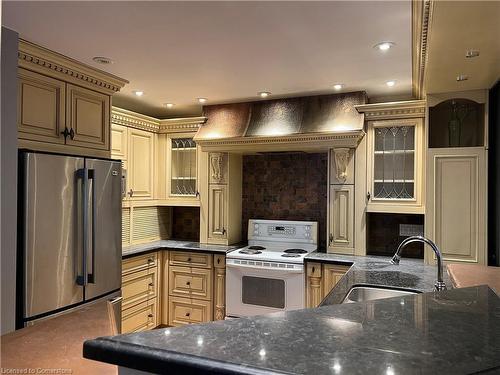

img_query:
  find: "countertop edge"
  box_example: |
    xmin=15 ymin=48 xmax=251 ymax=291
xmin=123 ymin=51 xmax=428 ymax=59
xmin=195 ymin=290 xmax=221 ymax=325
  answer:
xmin=83 ymin=338 xmax=289 ymax=375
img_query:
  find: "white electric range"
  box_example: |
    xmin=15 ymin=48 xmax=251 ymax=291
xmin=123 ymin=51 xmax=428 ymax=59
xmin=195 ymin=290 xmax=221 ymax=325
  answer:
xmin=226 ymin=219 xmax=318 ymax=318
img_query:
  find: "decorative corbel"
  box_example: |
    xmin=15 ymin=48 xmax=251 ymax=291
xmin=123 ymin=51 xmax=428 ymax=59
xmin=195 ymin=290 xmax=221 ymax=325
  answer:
xmin=210 ymin=152 xmax=226 ymax=183
xmin=333 ymin=148 xmax=352 ymax=183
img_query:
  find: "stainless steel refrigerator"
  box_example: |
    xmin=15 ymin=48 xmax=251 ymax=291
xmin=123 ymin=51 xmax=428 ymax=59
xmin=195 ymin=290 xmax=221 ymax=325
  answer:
xmin=17 ymin=150 xmax=122 ymax=327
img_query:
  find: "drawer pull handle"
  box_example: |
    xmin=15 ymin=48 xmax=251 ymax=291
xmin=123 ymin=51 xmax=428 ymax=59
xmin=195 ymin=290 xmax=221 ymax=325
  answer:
xmin=148 ymin=313 xmax=153 ymax=318
xmin=148 ymin=282 xmax=154 ymax=287
xmin=185 ymin=312 xmax=190 ymax=317
xmin=187 ymin=258 xmax=192 ymax=262
xmin=147 ymin=258 xmax=154 ymax=263
xmin=186 ymin=281 xmax=191 ymax=286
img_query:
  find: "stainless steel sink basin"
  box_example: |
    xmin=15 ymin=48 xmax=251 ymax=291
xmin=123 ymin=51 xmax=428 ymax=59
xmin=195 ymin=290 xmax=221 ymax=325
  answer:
xmin=342 ymin=286 xmax=419 ymax=303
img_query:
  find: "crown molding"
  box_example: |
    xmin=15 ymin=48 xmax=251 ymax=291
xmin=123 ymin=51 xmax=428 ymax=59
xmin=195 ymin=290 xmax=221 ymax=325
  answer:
xmin=412 ymin=0 xmax=434 ymax=99
xmin=18 ymin=39 xmax=128 ymax=95
xmin=355 ymin=100 xmax=426 ymax=120
xmin=111 ymin=107 xmax=206 ymax=134
xmin=158 ymin=117 xmax=206 ymax=134
xmin=195 ymin=130 xmax=365 ymax=153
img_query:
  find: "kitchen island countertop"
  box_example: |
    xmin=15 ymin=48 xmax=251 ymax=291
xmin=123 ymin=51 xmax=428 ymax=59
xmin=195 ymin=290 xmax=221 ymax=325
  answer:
xmin=84 ymin=285 xmax=500 ymax=375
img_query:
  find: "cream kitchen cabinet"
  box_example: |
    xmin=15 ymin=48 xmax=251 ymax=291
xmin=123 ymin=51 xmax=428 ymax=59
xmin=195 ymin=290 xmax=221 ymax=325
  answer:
xmin=328 ymin=185 xmax=355 ymax=253
xmin=165 ymin=133 xmax=200 ymax=204
xmin=16 ymin=40 xmax=127 ymax=157
xmin=111 ymin=124 xmax=128 ymax=160
xmin=128 ymin=128 xmax=156 ymax=200
xmin=425 ymin=147 xmax=486 ymax=265
xmin=306 ymin=262 xmax=350 ymax=308
xmin=202 ymin=153 xmax=242 ymax=246
xmin=366 ymin=118 xmax=424 ymax=214
xmin=65 ymin=84 xmax=110 ymax=150
xmin=17 ymin=68 xmax=66 ymax=145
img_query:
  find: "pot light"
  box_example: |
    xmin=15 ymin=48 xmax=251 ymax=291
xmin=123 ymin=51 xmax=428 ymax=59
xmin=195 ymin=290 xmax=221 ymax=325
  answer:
xmin=456 ymin=74 xmax=469 ymax=82
xmin=92 ymin=56 xmax=114 ymax=65
xmin=385 ymin=80 xmax=396 ymax=87
xmin=465 ymin=49 xmax=480 ymax=58
xmin=374 ymin=42 xmax=395 ymax=51
xmin=259 ymin=91 xmax=271 ymax=98
xmin=164 ymin=103 xmax=175 ymax=108
xmin=133 ymin=90 xmax=144 ymax=97
xmin=333 ymin=84 xmax=344 ymax=91
xmin=197 ymin=98 xmax=208 ymax=103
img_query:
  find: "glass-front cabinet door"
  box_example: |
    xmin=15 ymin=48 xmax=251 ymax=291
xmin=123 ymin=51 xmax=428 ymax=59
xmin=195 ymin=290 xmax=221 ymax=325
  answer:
xmin=366 ymin=118 xmax=424 ymax=213
xmin=167 ymin=133 xmax=200 ymax=202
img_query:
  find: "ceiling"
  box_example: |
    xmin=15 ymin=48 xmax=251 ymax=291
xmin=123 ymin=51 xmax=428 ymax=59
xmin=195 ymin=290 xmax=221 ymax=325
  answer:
xmin=425 ymin=1 xmax=500 ymax=94
xmin=3 ymin=1 xmax=412 ymax=118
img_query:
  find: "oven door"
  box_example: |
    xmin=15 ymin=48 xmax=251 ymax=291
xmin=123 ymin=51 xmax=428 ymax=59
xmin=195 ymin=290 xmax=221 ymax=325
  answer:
xmin=226 ymin=260 xmax=305 ymax=318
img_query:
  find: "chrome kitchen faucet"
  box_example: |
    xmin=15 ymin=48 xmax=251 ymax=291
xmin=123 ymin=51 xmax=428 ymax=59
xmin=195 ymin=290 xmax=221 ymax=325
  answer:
xmin=391 ymin=235 xmax=447 ymax=291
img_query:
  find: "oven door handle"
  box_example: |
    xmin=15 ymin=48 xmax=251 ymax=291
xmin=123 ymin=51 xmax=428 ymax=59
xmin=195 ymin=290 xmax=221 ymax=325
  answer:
xmin=226 ymin=262 xmax=304 ymax=273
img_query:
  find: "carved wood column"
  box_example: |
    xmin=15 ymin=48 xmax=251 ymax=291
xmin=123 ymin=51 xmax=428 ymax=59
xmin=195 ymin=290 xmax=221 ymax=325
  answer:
xmin=306 ymin=262 xmax=323 ymax=308
xmin=213 ymin=254 xmax=226 ymax=320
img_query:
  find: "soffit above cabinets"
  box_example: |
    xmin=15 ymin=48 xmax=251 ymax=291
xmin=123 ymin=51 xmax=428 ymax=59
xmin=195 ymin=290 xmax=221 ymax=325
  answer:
xmin=194 ymin=92 xmax=366 ymax=153
xmin=425 ymin=1 xmax=500 ymax=93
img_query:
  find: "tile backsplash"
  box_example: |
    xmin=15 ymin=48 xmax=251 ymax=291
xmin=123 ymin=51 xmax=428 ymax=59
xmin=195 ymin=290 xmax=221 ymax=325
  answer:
xmin=367 ymin=213 xmax=425 ymax=258
xmin=171 ymin=206 xmax=200 ymax=241
xmin=242 ymin=153 xmax=328 ymax=248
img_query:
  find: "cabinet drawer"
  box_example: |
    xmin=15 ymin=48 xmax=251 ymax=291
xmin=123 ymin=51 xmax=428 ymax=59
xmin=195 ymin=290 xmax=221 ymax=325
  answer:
xmin=169 ymin=251 xmax=212 ymax=268
xmin=122 ymin=252 xmax=158 ymax=275
xmin=168 ymin=266 xmax=212 ymax=300
xmin=122 ymin=299 xmax=157 ymax=333
xmin=168 ymin=296 xmax=212 ymax=327
xmin=122 ymin=268 xmax=158 ymax=309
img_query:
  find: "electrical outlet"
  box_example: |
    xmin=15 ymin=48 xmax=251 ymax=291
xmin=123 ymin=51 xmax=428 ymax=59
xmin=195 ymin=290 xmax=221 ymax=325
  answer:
xmin=399 ymin=224 xmax=423 ymax=237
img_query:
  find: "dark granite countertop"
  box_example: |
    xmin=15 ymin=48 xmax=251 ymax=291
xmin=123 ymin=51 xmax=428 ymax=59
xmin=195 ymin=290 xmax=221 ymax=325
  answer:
xmin=303 ymin=251 xmax=452 ymax=304
xmin=84 ymin=285 xmax=500 ymax=374
xmin=122 ymin=240 xmax=244 ymax=258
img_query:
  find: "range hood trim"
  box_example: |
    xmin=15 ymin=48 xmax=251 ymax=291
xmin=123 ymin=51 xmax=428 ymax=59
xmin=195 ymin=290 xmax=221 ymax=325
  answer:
xmin=195 ymin=130 xmax=365 ymax=154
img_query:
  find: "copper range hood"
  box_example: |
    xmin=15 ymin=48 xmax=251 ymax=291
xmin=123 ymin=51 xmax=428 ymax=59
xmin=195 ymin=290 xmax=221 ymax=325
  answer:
xmin=194 ymin=92 xmax=367 ymax=153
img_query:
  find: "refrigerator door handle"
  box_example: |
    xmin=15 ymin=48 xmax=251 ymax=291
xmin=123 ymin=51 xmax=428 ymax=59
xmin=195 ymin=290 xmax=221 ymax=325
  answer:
xmin=87 ymin=169 xmax=96 ymax=284
xmin=76 ymin=168 xmax=88 ymax=286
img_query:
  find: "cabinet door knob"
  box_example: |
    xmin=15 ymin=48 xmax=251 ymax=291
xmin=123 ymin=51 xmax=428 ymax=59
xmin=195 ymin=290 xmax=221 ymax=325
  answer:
xmin=186 ymin=281 xmax=191 ymax=286
xmin=148 ymin=313 xmax=153 ymax=319
xmin=148 ymin=282 xmax=154 ymax=287
xmin=195 ymin=191 xmax=200 ymax=198
xmin=329 ymin=234 xmax=333 ymax=244
xmin=61 ymin=127 xmax=70 ymax=140
xmin=187 ymin=257 xmax=191 ymax=262
xmin=367 ymin=191 xmax=371 ymax=200
xmin=128 ymin=189 xmax=134 ymax=197
xmin=185 ymin=312 xmax=190 ymax=317
xmin=69 ymin=128 xmax=75 ymax=140
xmin=222 ymin=228 xmax=227 ymax=235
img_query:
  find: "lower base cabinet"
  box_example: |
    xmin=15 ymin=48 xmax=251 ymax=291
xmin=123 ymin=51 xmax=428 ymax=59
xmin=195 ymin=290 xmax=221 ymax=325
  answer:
xmin=168 ymin=296 xmax=212 ymax=326
xmin=121 ymin=250 xmax=226 ymax=332
xmin=306 ymin=262 xmax=350 ymax=308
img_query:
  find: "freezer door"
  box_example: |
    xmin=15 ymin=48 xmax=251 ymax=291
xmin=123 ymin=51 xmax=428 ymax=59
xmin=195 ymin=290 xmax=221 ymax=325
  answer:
xmin=84 ymin=159 xmax=122 ymax=300
xmin=22 ymin=152 xmax=85 ymax=319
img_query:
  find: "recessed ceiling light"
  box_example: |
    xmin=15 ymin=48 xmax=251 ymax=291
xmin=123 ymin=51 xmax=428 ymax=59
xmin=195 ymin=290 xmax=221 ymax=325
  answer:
xmin=333 ymin=84 xmax=344 ymax=91
xmin=465 ymin=49 xmax=480 ymax=58
xmin=374 ymin=42 xmax=395 ymax=51
xmin=164 ymin=103 xmax=175 ymax=108
xmin=259 ymin=92 xmax=271 ymax=98
xmin=133 ymin=90 xmax=144 ymax=97
xmin=456 ymin=74 xmax=469 ymax=82
xmin=197 ymin=98 xmax=208 ymax=103
xmin=385 ymin=80 xmax=396 ymax=87
xmin=92 ymin=56 xmax=114 ymax=65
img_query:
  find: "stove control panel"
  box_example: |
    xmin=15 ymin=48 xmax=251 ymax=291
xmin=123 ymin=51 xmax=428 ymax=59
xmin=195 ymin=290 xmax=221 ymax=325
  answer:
xmin=249 ymin=219 xmax=317 ymax=244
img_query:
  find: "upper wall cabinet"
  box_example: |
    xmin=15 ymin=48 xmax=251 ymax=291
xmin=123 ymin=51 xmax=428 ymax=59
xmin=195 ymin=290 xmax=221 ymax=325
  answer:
xmin=356 ymin=101 xmax=426 ymax=214
xmin=17 ymin=39 xmax=128 ymax=157
xmin=166 ymin=133 xmax=200 ymax=203
xmin=111 ymin=124 xmax=128 ymax=161
xmin=18 ymin=68 xmax=66 ymax=144
xmin=128 ymin=128 xmax=155 ymax=200
xmin=65 ymin=84 xmax=110 ymax=150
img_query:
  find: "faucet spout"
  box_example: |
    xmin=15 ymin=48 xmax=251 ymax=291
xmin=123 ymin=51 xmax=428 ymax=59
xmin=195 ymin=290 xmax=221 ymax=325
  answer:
xmin=391 ymin=235 xmax=447 ymax=291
